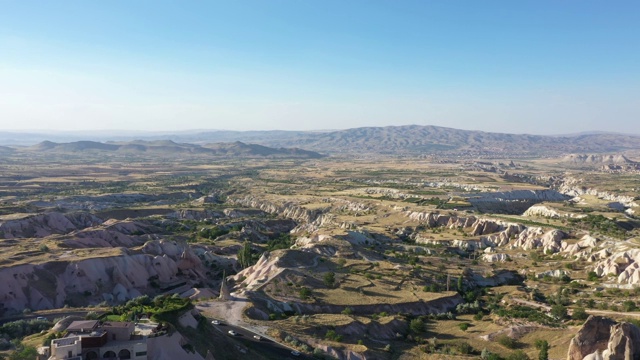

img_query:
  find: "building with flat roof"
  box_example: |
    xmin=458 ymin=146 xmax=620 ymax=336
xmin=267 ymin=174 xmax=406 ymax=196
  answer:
xmin=49 ymin=336 xmax=82 ymax=360
xmin=49 ymin=321 xmax=147 ymax=360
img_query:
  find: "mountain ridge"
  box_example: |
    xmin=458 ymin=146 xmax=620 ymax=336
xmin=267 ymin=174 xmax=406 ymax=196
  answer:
xmin=4 ymin=125 xmax=640 ymax=156
xmin=21 ymin=140 xmax=324 ymax=159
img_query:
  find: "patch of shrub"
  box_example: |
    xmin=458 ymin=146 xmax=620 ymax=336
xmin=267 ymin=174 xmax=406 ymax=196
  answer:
xmin=496 ymin=334 xmax=517 ymax=349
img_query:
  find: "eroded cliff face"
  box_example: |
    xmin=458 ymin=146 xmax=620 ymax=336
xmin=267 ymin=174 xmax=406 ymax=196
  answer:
xmin=228 ymin=196 xmax=373 ymax=230
xmin=168 ymin=209 xmax=224 ymax=221
xmin=558 ymin=177 xmax=638 ymax=208
xmin=0 ymin=212 xmax=103 ymax=239
xmin=406 ymin=210 xmax=566 ymax=253
xmin=567 ymin=316 xmax=640 ymax=360
xmin=59 ymin=219 xmax=156 ymax=248
xmin=467 ymin=189 xmax=571 ymax=214
xmin=229 ymin=196 xmax=330 ymax=225
xmin=504 ymin=173 xmax=639 ymax=211
xmin=0 ymin=240 xmax=208 ymax=315
xmin=592 ymin=249 xmax=640 ymax=286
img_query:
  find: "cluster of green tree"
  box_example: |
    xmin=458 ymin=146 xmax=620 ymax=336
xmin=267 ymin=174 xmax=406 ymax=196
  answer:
xmin=237 ymin=241 xmax=260 ymax=269
xmin=494 ymin=305 xmax=560 ymax=327
xmin=266 ymin=233 xmax=293 ymax=251
xmin=0 ymin=318 xmax=51 ymax=341
xmin=567 ymin=214 xmax=626 ymax=238
xmin=324 ymin=329 xmax=343 ymax=342
xmin=0 ymin=341 xmax=38 ymax=360
xmin=106 ymin=294 xmax=192 ymax=323
xmin=199 ymin=225 xmax=241 ymax=240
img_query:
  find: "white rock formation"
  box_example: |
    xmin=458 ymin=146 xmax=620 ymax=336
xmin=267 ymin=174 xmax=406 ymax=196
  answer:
xmin=536 ymin=269 xmax=569 ymax=279
xmin=483 ymin=253 xmax=510 ymax=262
xmin=0 ymin=248 xmax=203 ymax=313
xmin=561 ymin=235 xmax=600 ymax=259
xmin=593 ymin=249 xmax=640 ymax=285
xmin=0 ymin=212 xmax=102 ymax=238
xmin=509 ymin=228 xmax=565 ymax=253
xmin=231 ymin=252 xmax=285 ymax=291
xmin=523 ymin=205 xmax=562 ymax=218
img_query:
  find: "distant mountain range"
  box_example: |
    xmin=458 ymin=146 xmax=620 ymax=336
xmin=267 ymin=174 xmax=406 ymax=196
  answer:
xmin=19 ymin=140 xmax=324 ymax=159
xmin=184 ymin=125 xmax=639 ymax=156
xmin=2 ymin=125 xmax=640 ymax=157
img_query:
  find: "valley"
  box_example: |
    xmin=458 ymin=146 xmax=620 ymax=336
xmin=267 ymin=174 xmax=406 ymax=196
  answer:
xmin=0 ymin=131 xmax=639 ymax=359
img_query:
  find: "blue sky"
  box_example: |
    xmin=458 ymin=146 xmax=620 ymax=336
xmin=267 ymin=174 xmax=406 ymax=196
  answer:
xmin=0 ymin=1 xmax=638 ymax=134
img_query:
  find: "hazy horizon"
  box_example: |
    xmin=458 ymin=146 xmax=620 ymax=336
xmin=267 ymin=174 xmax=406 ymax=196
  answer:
xmin=1 ymin=1 xmax=639 ymax=134
xmin=1 ymin=124 xmax=638 ymax=138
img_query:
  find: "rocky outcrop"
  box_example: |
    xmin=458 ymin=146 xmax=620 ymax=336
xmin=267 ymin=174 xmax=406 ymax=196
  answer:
xmin=567 ymin=316 xmax=617 ymax=360
xmin=229 ymin=196 xmax=331 ymax=226
xmin=61 ymin=219 xmax=154 ymax=248
xmin=308 ymin=343 xmax=368 ymax=360
xmin=605 ymin=322 xmax=640 ymax=359
xmin=230 ymin=252 xmax=286 ymax=292
xmin=558 ymin=177 xmax=638 ymax=209
xmin=143 ymin=240 xmax=205 ymax=272
xmin=168 ymin=209 xmax=224 ymax=221
xmin=0 ymin=212 xmax=103 ymax=238
xmin=562 ymin=235 xmax=600 ymax=259
xmin=522 ymin=205 xmax=587 ymax=219
xmin=409 ymin=210 xmax=566 ymax=253
xmin=406 ymin=211 xmax=526 ymax=245
xmin=593 ymin=249 xmax=640 ymax=285
xmin=524 ymin=205 xmax=562 ymax=218
xmin=567 ymin=316 xmax=640 ymax=360
xmin=334 ymin=318 xmax=407 ymax=341
xmin=509 ymin=228 xmax=565 ymax=253
xmin=536 ymin=269 xmax=569 ymax=279
xmin=482 ymin=253 xmax=510 ymax=262
xmin=0 ymin=244 xmax=208 ymax=314
xmin=563 ymin=154 xmax=636 ymax=165
xmin=468 ymin=189 xmax=570 ymax=214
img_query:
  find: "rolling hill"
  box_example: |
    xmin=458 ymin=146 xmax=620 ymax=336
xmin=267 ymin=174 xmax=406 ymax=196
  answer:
xmin=23 ymin=140 xmax=324 ymax=159
xmin=6 ymin=125 xmax=640 ymax=157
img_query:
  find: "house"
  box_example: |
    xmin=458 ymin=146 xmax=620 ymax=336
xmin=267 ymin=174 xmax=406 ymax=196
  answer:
xmin=48 ymin=321 xmax=147 ymax=360
xmin=49 ymin=336 xmax=82 ymax=360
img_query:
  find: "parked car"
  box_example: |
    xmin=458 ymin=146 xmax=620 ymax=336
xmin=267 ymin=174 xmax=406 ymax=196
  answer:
xmin=228 ymin=330 xmax=237 ymax=336
xmin=253 ymin=335 xmax=261 ymax=340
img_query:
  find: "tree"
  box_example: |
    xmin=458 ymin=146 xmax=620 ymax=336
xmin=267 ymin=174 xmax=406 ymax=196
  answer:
xmin=299 ymin=287 xmax=312 ymax=300
xmin=323 ymin=272 xmax=336 ymax=287
xmin=457 ymin=274 xmax=464 ymax=292
xmin=481 ymin=348 xmax=492 ymax=360
xmin=325 ymin=330 xmax=343 ymax=342
xmin=409 ymin=318 xmax=425 ymax=333
xmin=572 ymin=307 xmax=588 ymax=320
xmin=454 ymin=341 xmax=473 ymax=354
xmin=551 ymin=304 xmax=568 ymax=320
xmin=497 ymin=335 xmax=517 ymax=349
xmin=7 ymin=342 xmax=38 ymax=360
xmin=237 ymin=241 xmax=253 ymax=269
xmin=507 ymin=350 xmax=530 ymax=360
xmin=536 ymin=339 xmax=549 ymax=360
xmin=622 ymin=300 xmax=637 ymax=312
